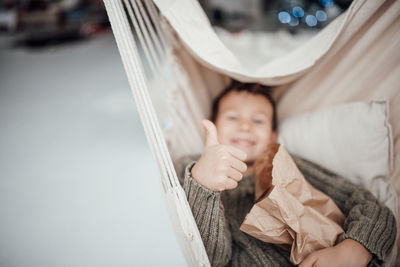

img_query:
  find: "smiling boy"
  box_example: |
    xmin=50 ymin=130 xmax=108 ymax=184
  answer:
xmin=177 ymin=81 xmax=396 ymax=266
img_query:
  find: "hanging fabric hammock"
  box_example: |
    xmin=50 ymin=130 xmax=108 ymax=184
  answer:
xmin=102 ymin=0 xmax=400 ymax=266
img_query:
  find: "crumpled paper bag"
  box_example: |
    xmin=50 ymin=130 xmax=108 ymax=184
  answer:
xmin=240 ymin=143 xmax=345 ymax=264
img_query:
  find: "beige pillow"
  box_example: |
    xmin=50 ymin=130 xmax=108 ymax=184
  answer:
xmin=278 ymin=100 xmax=396 ymax=217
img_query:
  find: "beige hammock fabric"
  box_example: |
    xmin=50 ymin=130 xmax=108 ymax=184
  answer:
xmin=104 ymin=0 xmax=400 ymax=265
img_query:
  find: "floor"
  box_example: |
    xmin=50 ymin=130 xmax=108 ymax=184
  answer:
xmin=0 ymin=33 xmax=186 ymax=266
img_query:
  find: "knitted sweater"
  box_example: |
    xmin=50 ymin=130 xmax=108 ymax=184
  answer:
xmin=176 ymin=154 xmax=396 ymax=267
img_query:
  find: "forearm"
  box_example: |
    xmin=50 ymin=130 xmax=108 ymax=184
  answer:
xmin=182 ymin=161 xmax=232 ymax=266
xmin=338 ymin=192 xmax=396 ymax=264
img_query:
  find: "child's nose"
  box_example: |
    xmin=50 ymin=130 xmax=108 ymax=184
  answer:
xmin=238 ymin=120 xmax=251 ymax=131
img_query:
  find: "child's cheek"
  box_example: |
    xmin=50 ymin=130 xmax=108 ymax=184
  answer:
xmin=218 ymin=128 xmax=231 ymax=145
xmin=256 ymin=131 xmax=272 ymax=150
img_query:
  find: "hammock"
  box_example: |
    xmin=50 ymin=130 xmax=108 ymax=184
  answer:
xmin=103 ymin=0 xmax=400 ymax=265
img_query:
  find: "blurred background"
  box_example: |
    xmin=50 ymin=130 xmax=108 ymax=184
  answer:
xmin=0 ymin=0 xmax=350 ymax=266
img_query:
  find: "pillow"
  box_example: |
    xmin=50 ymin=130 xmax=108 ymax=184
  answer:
xmin=277 ymin=100 xmax=396 ymax=217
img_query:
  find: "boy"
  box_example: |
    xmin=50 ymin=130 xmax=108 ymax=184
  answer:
xmin=177 ymin=81 xmax=396 ymax=266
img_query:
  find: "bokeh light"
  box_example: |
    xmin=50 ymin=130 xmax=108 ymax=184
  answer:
xmin=316 ymin=10 xmax=327 ymax=21
xmin=278 ymin=11 xmax=291 ymax=24
xmin=319 ymin=0 xmax=334 ymax=7
xmin=305 ymin=15 xmax=318 ymax=27
xmin=292 ymin=6 xmax=305 ymax=18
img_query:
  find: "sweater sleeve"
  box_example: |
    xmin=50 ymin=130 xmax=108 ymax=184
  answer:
xmin=293 ymin=156 xmax=396 ymax=266
xmin=176 ymin=158 xmax=232 ymax=267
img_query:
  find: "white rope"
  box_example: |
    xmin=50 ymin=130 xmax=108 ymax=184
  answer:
xmin=122 ymin=0 xmax=157 ymax=75
xmin=139 ymin=2 xmax=205 ymax=158
xmin=107 ymin=0 xmax=173 ymax=233
xmin=129 ymin=0 xmax=163 ymax=73
xmin=144 ymin=0 xmax=169 ymax=51
xmin=120 ymin=0 xmax=175 ymax=189
xmin=103 ymin=1 xmax=210 ymax=266
xmin=136 ymin=0 xmax=166 ymax=61
xmin=123 ymin=2 xmax=183 ymax=185
xmin=126 ymin=1 xmax=197 ymax=188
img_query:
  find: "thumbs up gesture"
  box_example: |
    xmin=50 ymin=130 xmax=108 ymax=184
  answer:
xmin=191 ymin=120 xmax=248 ymax=192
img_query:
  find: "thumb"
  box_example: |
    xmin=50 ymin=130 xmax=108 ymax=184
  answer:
xmin=202 ymin=119 xmax=219 ymax=147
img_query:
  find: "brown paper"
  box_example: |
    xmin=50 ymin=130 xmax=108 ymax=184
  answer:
xmin=240 ymin=144 xmax=345 ymax=264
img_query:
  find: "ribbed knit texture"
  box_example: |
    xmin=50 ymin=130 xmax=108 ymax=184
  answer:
xmin=176 ymin=155 xmax=396 ymax=267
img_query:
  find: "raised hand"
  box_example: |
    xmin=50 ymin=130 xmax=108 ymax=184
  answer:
xmin=191 ymin=120 xmax=248 ymax=192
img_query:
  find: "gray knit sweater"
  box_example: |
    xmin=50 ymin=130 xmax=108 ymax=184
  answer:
xmin=176 ymin=154 xmax=396 ymax=267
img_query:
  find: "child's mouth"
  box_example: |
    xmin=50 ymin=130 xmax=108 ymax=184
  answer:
xmin=231 ymin=138 xmax=255 ymax=147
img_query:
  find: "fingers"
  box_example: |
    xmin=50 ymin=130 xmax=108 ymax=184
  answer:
xmin=200 ymin=119 xmax=248 ymax=192
xmin=229 ymin=156 xmax=247 ymax=173
xmin=223 ymin=178 xmax=238 ymax=190
xmin=226 ymin=145 xmax=247 ymax=161
xmin=202 ymin=119 xmax=246 ymax=161
xmin=202 ymin=120 xmax=219 ymax=147
xmin=227 ymin=168 xmax=243 ymax=182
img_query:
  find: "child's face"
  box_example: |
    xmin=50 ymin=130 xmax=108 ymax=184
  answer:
xmin=215 ymin=91 xmax=276 ymax=164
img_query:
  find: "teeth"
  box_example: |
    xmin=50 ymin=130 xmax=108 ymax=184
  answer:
xmin=238 ymin=141 xmax=250 ymax=145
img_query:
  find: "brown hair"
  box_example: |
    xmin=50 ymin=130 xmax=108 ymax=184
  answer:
xmin=211 ymin=80 xmax=277 ymax=130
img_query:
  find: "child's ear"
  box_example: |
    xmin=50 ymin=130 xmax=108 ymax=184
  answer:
xmin=270 ymin=131 xmax=278 ymax=143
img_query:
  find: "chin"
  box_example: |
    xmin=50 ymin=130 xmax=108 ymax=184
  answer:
xmin=229 ymin=143 xmax=260 ymax=160
xmin=236 ymin=146 xmax=252 ymax=155
xmin=243 ymin=152 xmax=257 ymax=162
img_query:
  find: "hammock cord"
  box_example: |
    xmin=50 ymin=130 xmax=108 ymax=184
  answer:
xmin=120 ymin=0 xmax=174 ymax=189
xmin=103 ymin=0 xmax=210 ymax=266
xmin=122 ymin=0 xmax=156 ymax=73
xmin=124 ymin=0 xmax=196 ymax=189
xmin=123 ymin=0 xmax=157 ymax=75
xmin=129 ymin=0 xmax=163 ymax=73
xmin=136 ymin=0 xmax=166 ymax=61
xmin=144 ymin=0 xmax=169 ymax=53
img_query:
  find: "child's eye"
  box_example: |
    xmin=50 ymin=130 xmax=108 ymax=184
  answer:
xmin=227 ymin=115 xmax=238 ymax=121
xmin=253 ymin=119 xmax=265 ymax=124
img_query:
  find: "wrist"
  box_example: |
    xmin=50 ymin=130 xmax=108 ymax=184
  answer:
xmin=190 ymin=163 xmax=210 ymax=190
xmin=339 ymin=239 xmax=372 ymax=265
xmin=190 ymin=163 xmax=201 ymax=183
